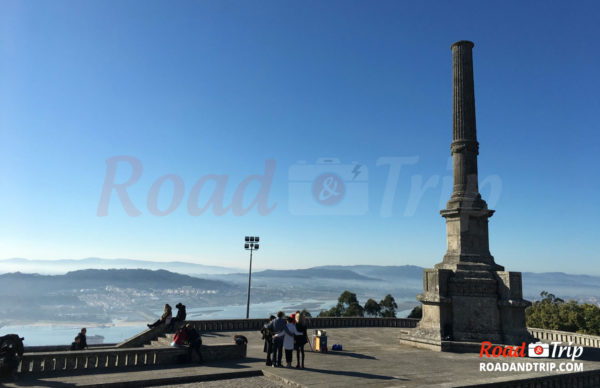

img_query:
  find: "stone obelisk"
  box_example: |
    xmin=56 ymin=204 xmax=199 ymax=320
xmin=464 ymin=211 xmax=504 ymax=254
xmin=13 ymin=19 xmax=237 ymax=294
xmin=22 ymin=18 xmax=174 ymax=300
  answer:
xmin=404 ymin=41 xmax=532 ymax=349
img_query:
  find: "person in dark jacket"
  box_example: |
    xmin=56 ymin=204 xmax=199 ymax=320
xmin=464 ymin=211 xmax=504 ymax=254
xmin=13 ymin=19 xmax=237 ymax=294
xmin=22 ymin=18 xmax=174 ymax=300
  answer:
xmin=266 ymin=311 xmax=291 ymax=367
xmin=168 ymin=303 xmax=187 ymax=332
xmin=71 ymin=328 xmax=87 ymax=350
xmin=183 ymin=324 xmax=202 ymax=362
xmin=294 ymin=312 xmax=309 ymax=368
xmin=261 ymin=315 xmax=275 ymax=366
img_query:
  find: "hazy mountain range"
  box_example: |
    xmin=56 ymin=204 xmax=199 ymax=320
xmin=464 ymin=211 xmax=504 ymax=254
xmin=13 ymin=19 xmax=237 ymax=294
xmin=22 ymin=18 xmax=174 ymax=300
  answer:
xmin=0 ymin=269 xmax=233 ymax=295
xmin=0 ymin=257 xmax=241 ymax=275
xmin=1 ymin=260 xmax=599 ymax=326
xmin=253 ymin=268 xmax=377 ymax=280
xmin=2 ymin=258 xmax=599 ymax=302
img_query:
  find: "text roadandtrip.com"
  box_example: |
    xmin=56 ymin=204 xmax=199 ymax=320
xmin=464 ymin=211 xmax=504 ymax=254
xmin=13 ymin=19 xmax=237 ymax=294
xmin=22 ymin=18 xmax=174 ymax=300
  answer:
xmin=478 ymin=341 xmax=584 ymax=373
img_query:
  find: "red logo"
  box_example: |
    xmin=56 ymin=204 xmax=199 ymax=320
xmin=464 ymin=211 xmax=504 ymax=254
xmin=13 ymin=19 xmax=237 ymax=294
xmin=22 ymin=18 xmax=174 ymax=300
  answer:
xmin=479 ymin=341 xmax=526 ymax=358
xmin=534 ymin=345 xmax=544 ymax=355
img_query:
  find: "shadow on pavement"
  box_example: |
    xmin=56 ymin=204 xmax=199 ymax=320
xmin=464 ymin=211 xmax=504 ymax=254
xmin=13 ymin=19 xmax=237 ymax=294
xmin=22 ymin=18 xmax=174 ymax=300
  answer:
xmin=202 ymin=357 xmax=264 ymax=369
xmin=325 ymin=351 xmax=377 ymax=360
xmin=303 ymin=367 xmax=409 ymax=381
xmin=1 ymin=377 xmax=76 ymax=387
xmin=201 ymin=332 xmax=230 ymax=338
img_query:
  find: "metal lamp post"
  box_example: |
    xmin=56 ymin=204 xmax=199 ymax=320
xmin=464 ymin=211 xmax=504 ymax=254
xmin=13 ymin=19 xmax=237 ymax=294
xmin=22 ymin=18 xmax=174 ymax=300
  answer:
xmin=244 ymin=236 xmax=259 ymax=319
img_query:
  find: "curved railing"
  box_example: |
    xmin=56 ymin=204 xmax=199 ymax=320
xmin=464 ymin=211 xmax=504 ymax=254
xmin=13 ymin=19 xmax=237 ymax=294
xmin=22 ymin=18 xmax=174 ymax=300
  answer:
xmin=117 ymin=317 xmax=418 ymax=348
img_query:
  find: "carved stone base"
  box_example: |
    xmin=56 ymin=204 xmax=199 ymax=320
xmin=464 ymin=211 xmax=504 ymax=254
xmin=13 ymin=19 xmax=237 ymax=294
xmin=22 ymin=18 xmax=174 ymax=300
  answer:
xmin=404 ymin=267 xmax=533 ymax=350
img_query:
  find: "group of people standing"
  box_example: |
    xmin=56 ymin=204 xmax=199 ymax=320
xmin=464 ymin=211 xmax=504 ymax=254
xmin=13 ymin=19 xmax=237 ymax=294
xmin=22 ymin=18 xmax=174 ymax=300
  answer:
xmin=262 ymin=311 xmax=309 ymax=368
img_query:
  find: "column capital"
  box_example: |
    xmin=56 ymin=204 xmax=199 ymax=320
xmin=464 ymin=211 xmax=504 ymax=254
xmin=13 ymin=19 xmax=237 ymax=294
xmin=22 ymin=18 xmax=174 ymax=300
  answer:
xmin=451 ymin=40 xmax=474 ymax=50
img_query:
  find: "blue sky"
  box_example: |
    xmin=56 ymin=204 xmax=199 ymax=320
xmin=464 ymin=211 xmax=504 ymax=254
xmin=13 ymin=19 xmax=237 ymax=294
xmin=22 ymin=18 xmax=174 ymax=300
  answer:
xmin=1 ymin=1 xmax=598 ymax=274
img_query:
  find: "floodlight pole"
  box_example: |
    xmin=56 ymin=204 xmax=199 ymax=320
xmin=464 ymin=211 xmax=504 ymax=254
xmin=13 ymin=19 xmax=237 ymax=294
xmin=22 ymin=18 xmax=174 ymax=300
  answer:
xmin=246 ymin=246 xmax=253 ymax=319
xmin=244 ymin=236 xmax=259 ymax=319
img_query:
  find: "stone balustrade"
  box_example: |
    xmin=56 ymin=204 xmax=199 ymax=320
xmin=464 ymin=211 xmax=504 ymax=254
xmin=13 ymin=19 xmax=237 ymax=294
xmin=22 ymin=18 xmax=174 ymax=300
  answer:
xmin=25 ymin=343 xmax=118 ymax=353
xmin=18 ymin=344 xmax=246 ymax=376
xmin=186 ymin=317 xmax=419 ymax=332
xmin=528 ymin=327 xmax=600 ymax=348
xmin=19 ymin=347 xmax=184 ymax=375
xmin=117 ymin=317 xmax=418 ymax=348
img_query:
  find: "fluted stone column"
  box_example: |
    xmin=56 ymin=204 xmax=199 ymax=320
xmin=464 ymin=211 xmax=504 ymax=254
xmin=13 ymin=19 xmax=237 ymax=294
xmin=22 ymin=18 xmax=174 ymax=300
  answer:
xmin=438 ymin=40 xmax=501 ymax=271
xmin=450 ymin=40 xmax=480 ymax=204
xmin=400 ymin=41 xmax=532 ymax=349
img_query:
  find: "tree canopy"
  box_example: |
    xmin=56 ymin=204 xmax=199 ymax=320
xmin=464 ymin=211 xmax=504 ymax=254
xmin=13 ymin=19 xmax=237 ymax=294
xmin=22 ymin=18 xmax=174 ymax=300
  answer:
xmin=407 ymin=305 xmax=422 ymax=319
xmin=318 ymin=291 xmax=397 ymax=318
xmin=526 ymin=291 xmax=600 ymax=335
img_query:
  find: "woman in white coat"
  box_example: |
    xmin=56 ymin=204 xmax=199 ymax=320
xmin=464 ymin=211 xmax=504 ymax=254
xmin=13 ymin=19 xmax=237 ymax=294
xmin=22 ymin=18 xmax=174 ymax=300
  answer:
xmin=282 ymin=316 xmax=302 ymax=367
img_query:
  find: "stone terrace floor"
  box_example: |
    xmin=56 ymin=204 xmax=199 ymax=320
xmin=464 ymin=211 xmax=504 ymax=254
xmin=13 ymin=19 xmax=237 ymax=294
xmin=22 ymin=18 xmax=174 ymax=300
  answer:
xmin=5 ymin=328 xmax=600 ymax=387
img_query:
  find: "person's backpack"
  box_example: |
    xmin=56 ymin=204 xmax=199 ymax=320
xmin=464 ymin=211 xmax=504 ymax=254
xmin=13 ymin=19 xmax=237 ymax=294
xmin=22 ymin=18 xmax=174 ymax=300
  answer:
xmin=234 ymin=335 xmax=248 ymax=345
xmin=173 ymin=328 xmax=188 ymax=345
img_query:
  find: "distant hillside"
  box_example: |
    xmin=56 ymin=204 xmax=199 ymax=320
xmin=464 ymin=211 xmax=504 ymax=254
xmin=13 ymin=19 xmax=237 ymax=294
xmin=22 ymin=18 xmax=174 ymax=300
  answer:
xmin=253 ymin=268 xmax=377 ymax=280
xmin=240 ymin=265 xmax=600 ymax=301
xmin=316 ymin=265 xmax=424 ymax=281
xmin=0 ymin=269 xmax=234 ymax=295
xmin=522 ymin=272 xmax=600 ymax=288
xmin=0 ymin=258 xmax=241 ymax=275
xmin=2 ymin=262 xmax=600 ymax=302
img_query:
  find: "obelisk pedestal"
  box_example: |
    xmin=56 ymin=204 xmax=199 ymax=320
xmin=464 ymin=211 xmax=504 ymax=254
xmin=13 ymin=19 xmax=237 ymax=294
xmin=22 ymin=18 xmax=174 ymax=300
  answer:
xmin=401 ymin=41 xmax=532 ymax=351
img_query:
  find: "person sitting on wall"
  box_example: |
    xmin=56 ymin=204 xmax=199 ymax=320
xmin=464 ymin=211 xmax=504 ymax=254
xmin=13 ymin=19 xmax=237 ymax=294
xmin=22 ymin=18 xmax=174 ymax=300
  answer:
xmin=167 ymin=302 xmax=187 ymax=332
xmin=0 ymin=334 xmax=25 ymax=380
xmin=184 ymin=324 xmax=203 ymax=362
xmin=147 ymin=304 xmax=172 ymax=329
xmin=70 ymin=328 xmax=87 ymax=350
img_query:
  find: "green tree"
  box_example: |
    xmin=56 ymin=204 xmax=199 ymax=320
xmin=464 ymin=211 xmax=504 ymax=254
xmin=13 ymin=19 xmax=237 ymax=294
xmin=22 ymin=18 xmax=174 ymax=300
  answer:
xmin=337 ymin=290 xmax=364 ymax=317
xmin=379 ymin=294 xmax=398 ymax=317
xmin=317 ymin=290 xmax=364 ymax=317
xmin=345 ymin=302 xmax=364 ymax=317
xmin=582 ymin=304 xmax=600 ymax=335
xmin=299 ymin=308 xmax=312 ymax=318
xmin=364 ymin=299 xmax=381 ymax=317
xmin=407 ymin=305 xmax=422 ymax=319
xmin=318 ymin=305 xmax=341 ymax=317
xmin=526 ymin=291 xmax=600 ymax=335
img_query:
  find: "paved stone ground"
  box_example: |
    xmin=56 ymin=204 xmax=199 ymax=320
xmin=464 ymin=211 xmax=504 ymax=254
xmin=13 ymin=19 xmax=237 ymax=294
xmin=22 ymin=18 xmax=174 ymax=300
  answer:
xmin=5 ymin=328 xmax=600 ymax=387
xmin=159 ymin=376 xmax=286 ymax=388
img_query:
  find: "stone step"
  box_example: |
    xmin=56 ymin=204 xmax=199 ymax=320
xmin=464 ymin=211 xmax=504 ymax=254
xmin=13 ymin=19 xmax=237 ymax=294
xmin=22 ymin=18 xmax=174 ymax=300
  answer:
xmin=145 ymin=334 xmax=174 ymax=348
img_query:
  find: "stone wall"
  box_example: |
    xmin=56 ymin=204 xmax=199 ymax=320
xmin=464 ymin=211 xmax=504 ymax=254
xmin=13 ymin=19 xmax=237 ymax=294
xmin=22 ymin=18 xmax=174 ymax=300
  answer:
xmin=187 ymin=317 xmax=419 ymax=332
xmin=24 ymin=343 xmax=118 ymax=353
xmin=117 ymin=317 xmax=418 ymax=348
xmin=529 ymin=328 xmax=600 ymax=348
xmin=18 ymin=344 xmax=246 ymax=376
